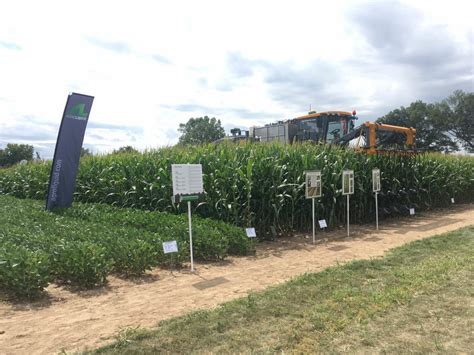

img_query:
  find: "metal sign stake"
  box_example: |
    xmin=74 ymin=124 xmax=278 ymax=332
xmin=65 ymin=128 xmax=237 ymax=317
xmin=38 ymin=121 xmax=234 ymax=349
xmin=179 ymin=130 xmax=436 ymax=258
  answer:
xmin=312 ymin=197 xmax=316 ymax=244
xmin=347 ymin=194 xmax=350 ymax=237
xmin=375 ymin=192 xmax=379 ymax=230
xmin=187 ymin=201 xmax=194 ymax=272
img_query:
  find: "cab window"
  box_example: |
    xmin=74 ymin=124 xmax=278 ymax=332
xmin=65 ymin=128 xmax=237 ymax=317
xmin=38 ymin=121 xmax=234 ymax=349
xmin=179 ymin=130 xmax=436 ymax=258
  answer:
xmin=327 ymin=121 xmax=342 ymax=143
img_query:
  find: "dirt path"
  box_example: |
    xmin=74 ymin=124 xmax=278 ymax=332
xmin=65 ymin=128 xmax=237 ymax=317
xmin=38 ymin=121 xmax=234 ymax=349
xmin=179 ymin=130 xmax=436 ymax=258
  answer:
xmin=1 ymin=205 xmax=473 ymax=354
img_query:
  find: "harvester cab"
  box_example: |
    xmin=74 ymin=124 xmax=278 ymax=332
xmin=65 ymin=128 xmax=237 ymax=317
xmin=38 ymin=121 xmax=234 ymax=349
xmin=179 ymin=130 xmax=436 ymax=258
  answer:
xmin=292 ymin=110 xmax=357 ymax=144
xmin=248 ymin=110 xmax=358 ymax=145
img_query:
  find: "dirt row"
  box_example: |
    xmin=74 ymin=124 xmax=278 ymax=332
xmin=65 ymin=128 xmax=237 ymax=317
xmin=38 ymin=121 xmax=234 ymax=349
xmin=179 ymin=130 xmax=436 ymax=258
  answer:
xmin=1 ymin=205 xmax=473 ymax=354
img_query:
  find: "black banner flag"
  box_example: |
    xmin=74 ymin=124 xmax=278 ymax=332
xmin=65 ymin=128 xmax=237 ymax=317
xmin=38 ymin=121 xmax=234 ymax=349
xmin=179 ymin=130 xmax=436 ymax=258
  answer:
xmin=46 ymin=93 xmax=94 ymax=210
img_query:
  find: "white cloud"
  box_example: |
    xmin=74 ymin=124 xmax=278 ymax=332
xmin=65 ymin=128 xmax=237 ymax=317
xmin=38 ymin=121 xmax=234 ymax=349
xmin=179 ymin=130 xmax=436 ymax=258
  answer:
xmin=0 ymin=0 xmax=472 ymax=158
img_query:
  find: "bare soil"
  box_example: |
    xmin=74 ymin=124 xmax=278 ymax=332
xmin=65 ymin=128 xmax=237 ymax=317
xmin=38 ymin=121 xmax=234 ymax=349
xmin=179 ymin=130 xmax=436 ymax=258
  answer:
xmin=1 ymin=205 xmax=473 ymax=354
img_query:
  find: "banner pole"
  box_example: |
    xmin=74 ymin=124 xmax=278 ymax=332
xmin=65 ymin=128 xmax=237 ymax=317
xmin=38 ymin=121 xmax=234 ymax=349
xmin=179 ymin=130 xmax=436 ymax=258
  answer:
xmin=188 ymin=201 xmax=194 ymax=272
xmin=347 ymin=194 xmax=350 ymax=237
xmin=312 ymin=197 xmax=315 ymax=244
xmin=375 ymin=192 xmax=379 ymax=230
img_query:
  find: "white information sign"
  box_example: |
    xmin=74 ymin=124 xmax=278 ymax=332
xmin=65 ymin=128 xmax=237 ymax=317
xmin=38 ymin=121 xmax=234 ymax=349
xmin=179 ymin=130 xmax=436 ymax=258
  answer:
xmin=172 ymin=164 xmax=204 ymax=196
xmin=318 ymin=219 xmax=327 ymax=229
xmin=342 ymin=170 xmax=354 ymax=195
xmin=372 ymin=168 xmax=381 ymax=192
xmin=162 ymin=240 xmax=178 ymax=254
xmin=451 ymin=198 xmax=455 ymax=204
xmin=305 ymin=171 xmax=322 ymax=199
xmin=410 ymin=208 xmax=415 ymax=215
xmin=245 ymin=228 xmax=257 ymax=238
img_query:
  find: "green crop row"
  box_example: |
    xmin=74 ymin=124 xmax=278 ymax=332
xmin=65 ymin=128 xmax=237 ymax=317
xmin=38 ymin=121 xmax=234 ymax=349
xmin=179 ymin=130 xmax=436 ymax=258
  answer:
xmin=0 ymin=143 xmax=473 ymax=235
xmin=0 ymin=195 xmax=251 ymax=298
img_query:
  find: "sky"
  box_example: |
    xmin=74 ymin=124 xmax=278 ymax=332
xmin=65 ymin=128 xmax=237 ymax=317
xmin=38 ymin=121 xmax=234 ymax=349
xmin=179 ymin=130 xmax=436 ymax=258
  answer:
xmin=0 ymin=0 xmax=473 ymax=158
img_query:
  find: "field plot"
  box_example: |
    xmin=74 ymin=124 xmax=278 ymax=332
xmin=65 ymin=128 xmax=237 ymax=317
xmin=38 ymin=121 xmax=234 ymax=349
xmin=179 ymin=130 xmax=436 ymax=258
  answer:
xmin=0 ymin=195 xmax=250 ymax=298
xmin=0 ymin=200 xmax=472 ymax=354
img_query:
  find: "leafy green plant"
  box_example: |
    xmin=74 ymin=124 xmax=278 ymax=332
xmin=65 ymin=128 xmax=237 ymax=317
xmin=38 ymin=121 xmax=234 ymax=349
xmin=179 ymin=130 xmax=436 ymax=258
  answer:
xmin=53 ymin=241 xmax=112 ymax=287
xmin=0 ymin=243 xmax=51 ymax=298
xmin=105 ymin=237 xmax=158 ymax=276
xmin=0 ymin=195 xmax=252 ymax=298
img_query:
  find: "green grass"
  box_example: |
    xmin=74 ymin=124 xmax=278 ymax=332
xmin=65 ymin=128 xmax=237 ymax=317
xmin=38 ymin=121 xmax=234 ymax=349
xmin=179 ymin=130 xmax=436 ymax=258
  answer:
xmin=1 ymin=143 xmax=473 ymax=236
xmin=92 ymin=225 xmax=474 ymax=354
xmin=0 ymin=195 xmax=251 ymax=298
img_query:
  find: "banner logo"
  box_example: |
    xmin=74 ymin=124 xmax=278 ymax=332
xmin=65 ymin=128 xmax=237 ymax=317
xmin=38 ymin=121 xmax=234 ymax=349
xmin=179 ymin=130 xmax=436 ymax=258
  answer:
xmin=66 ymin=103 xmax=89 ymax=121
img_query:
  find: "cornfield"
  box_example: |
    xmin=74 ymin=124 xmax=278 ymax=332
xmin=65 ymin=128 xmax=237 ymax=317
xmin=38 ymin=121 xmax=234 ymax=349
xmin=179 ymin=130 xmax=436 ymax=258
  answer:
xmin=0 ymin=142 xmax=473 ymax=235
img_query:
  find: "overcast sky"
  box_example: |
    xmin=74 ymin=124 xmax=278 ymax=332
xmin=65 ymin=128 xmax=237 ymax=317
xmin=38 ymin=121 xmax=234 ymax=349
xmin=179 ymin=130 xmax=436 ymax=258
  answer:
xmin=0 ymin=0 xmax=472 ymax=158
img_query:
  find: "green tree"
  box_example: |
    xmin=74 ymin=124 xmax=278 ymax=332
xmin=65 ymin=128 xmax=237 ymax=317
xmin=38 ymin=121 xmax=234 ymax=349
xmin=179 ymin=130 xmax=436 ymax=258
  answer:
xmin=81 ymin=147 xmax=92 ymax=157
xmin=0 ymin=149 xmax=5 ymax=167
xmin=178 ymin=116 xmax=225 ymax=145
xmin=112 ymin=145 xmax=138 ymax=154
xmin=434 ymin=90 xmax=473 ymax=152
xmin=0 ymin=143 xmax=34 ymax=167
xmin=377 ymin=101 xmax=457 ymax=152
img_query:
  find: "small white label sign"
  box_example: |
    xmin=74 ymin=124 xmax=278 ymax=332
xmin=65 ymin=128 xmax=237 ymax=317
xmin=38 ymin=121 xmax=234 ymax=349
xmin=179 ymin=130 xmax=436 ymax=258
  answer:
xmin=451 ymin=198 xmax=455 ymax=204
xmin=245 ymin=228 xmax=257 ymax=238
xmin=318 ymin=219 xmax=327 ymax=229
xmin=163 ymin=240 xmax=178 ymax=254
xmin=409 ymin=208 xmax=415 ymax=215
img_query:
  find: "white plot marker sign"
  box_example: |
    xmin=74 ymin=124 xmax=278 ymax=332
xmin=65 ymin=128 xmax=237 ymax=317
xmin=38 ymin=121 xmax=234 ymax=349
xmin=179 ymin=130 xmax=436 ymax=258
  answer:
xmin=318 ymin=219 xmax=327 ymax=229
xmin=410 ymin=208 xmax=415 ymax=215
xmin=372 ymin=168 xmax=381 ymax=230
xmin=163 ymin=240 xmax=178 ymax=254
xmin=342 ymin=170 xmax=354 ymax=237
xmin=171 ymin=164 xmax=204 ymax=272
xmin=306 ymin=171 xmax=322 ymax=244
xmin=245 ymin=228 xmax=257 ymax=238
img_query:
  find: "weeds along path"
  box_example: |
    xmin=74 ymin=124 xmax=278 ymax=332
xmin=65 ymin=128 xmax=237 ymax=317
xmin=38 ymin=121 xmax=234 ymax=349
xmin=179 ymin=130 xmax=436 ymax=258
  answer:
xmin=1 ymin=205 xmax=473 ymax=355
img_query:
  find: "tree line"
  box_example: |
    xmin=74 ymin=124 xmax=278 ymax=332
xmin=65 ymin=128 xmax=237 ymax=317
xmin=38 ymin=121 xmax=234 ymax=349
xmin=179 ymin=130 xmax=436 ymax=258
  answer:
xmin=179 ymin=90 xmax=473 ymax=152
xmin=377 ymin=90 xmax=473 ymax=152
xmin=0 ymin=144 xmax=35 ymax=167
xmin=1 ymin=89 xmax=472 ymax=167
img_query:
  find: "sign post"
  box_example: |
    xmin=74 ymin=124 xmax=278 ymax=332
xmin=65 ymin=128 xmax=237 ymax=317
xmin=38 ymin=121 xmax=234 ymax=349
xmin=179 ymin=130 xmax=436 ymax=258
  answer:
xmin=306 ymin=171 xmax=322 ymax=244
xmin=342 ymin=170 xmax=354 ymax=237
xmin=171 ymin=164 xmax=204 ymax=272
xmin=187 ymin=201 xmax=193 ymax=271
xmin=372 ymin=168 xmax=381 ymax=230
